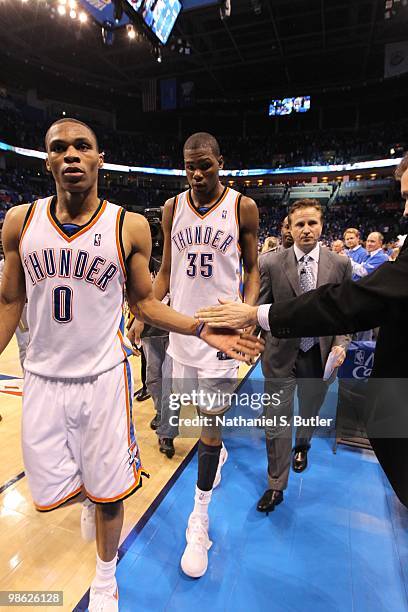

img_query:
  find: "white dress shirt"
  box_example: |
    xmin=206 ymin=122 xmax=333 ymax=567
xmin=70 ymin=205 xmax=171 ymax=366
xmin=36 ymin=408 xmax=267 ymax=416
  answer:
xmin=257 ymin=244 xmax=320 ymax=331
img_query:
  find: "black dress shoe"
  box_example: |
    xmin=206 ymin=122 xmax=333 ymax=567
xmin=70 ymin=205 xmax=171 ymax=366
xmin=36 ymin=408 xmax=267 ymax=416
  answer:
xmin=292 ymin=447 xmax=308 ymax=473
xmin=256 ymin=489 xmax=283 ymax=514
xmin=134 ymin=386 xmax=151 ymax=402
xmin=159 ymin=437 xmax=175 ymax=458
xmin=150 ymin=414 xmax=161 ymax=430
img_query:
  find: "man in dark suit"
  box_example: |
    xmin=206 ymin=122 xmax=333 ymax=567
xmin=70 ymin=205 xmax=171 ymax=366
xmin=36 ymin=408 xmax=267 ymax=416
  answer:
xmin=254 ymin=199 xmax=352 ymax=512
xmin=196 ymin=158 xmax=408 ymax=509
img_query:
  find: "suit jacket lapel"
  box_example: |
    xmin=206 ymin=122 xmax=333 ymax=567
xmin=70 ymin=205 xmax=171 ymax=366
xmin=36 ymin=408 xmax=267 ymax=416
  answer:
xmin=316 ymin=247 xmax=331 ymax=287
xmin=282 ymin=247 xmax=302 ymax=296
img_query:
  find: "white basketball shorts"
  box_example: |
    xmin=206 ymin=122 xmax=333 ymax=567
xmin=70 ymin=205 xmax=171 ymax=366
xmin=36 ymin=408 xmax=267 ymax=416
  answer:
xmin=172 ymin=360 xmax=239 ymax=416
xmin=22 ymin=360 xmax=146 ymax=511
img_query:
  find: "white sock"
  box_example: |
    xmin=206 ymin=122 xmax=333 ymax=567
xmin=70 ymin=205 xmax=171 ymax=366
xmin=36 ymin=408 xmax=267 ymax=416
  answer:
xmin=92 ymin=553 xmax=117 ymax=590
xmin=192 ymin=486 xmax=212 ymax=520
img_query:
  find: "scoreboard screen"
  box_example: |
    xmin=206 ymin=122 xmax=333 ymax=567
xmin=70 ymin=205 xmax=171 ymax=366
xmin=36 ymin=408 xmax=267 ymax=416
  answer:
xmin=124 ymin=0 xmax=182 ymax=44
xmin=268 ymin=96 xmax=311 ymax=116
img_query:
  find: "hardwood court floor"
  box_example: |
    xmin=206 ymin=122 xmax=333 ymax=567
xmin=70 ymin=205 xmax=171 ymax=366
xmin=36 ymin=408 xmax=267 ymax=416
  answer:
xmin=0 ymin=338 xmax=202 ymax=611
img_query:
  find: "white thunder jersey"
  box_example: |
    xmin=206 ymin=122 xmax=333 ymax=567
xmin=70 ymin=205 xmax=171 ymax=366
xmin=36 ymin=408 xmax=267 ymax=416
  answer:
xmin=20 ymin=196 xmax=131 ymax=378
xmin=168 ymin=186 xmax=242 ymax=368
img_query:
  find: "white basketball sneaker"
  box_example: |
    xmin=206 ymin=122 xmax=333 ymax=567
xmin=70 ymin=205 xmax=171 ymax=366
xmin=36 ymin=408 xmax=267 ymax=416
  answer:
xmin=180 ymin=513 xmax=212 ymax=578
xmin=213 ymin=443 xmax=228 ymax=489
xmin=88 ymin=578 xmax=118 ymax=612
xmin=81 ymin=499 xmax=96 ymax=542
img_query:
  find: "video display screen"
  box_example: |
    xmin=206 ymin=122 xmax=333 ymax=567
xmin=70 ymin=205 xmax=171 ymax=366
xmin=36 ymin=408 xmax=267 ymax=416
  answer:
xmin=268 ymin=96 xmax=311 ymax=116
xmin=124 ymin=0 xmax=182 ymax=44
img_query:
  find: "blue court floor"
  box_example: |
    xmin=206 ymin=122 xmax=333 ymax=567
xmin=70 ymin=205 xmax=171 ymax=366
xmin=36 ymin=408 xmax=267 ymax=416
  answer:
xmin=77 ymin=365 xmax=408 ymax=612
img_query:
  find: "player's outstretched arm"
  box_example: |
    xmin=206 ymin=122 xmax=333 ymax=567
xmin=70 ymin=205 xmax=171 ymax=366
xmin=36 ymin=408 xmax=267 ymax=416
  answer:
xmin=239 ymin=196 xmax=260 ymax=306
xmin=123 ymin=212 xmax=264 ymax=361
xmin=0 ymin=206 xmax=28 ymax=354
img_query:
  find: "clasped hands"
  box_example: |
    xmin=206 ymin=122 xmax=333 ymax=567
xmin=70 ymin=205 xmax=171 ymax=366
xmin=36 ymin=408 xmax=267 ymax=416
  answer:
xmin=196 ymin=299 xmax=259 ymax=330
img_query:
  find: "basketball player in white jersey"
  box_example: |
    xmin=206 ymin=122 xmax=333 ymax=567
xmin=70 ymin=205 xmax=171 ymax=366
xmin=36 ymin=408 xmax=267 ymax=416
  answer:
xmin=153 ymin=132 xmax=260 ymax=577
xmin=0 ymin=120 xmax=263 ymax=611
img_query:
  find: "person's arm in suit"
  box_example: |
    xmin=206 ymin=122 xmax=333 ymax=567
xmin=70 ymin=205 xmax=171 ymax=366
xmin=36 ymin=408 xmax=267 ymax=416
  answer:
xmin=331 ymin=257 xmax=352 ymax=352
xmin=267 ymin=252 xmax=406 ymax=338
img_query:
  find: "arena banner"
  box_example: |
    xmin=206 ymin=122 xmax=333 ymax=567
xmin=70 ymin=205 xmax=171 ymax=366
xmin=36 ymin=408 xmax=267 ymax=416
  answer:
xmin=338 ymin=341 xmax=376 ymax=381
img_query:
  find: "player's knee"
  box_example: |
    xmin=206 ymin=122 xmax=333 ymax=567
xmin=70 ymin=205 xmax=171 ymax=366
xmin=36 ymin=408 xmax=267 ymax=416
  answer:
xmin=96 ymin=500 xmax=123 ymax=520
xmin=200 ymin=433 xmax=222 ymax=446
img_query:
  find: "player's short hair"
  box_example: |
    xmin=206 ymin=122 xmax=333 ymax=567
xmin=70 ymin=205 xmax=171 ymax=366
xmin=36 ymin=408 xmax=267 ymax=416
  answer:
xmin=183 ymin=132 xmax=220 ymax=158
xmin=395 ymin=153 xmax=408 ymax=180
xmin=343 ymin=227 xmax=360 ymax=239
xmin=45 ymin=118 xmax=99 ymax=151
xmin=288 ymin=199 xmax=323 ymax=224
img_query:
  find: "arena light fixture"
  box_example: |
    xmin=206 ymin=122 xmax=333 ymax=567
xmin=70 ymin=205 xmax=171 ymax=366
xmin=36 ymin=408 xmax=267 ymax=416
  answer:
xmin=79 ymin=11 xmax=87 ymax=23
xmin=127 ymin=24 xmax=136 ymax=40
xmin=70 ymin=9 xmax=77 ymax=19
xmin=57 ymin=4 xmax=66 ymax=16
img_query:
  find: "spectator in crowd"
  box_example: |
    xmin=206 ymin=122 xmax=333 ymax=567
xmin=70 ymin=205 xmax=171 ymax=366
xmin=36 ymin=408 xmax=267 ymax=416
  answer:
xmin=331 ymin=239 xmax=345 ymax=255
xmin=350 ymin=232 xmax=389 ymax=279
xmin=261 ymin=236 xmax=278 ymax=253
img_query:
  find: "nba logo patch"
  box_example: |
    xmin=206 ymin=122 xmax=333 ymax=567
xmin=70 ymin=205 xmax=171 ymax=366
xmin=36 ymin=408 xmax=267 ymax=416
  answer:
xmin=354 ymin=350 xmax=365 ymax=365
xmin=94 ymin=234 xmax=101 ymax=246
xmin=222 ymin=210 xmax=227 ymax=219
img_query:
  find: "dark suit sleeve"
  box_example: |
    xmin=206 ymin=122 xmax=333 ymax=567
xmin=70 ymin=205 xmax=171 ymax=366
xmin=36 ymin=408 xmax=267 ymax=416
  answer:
xmin=268 ymin=251 xmax=408 ymax=338
xmin=332 ymin=256 xmax=353 ymax=350
xmin=257 ymin=254 xmax=274 ymax=305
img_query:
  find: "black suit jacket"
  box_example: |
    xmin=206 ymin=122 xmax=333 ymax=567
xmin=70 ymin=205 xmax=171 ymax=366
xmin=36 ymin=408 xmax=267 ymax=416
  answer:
xmin=267 ymin=240 xmax=408 ymax=507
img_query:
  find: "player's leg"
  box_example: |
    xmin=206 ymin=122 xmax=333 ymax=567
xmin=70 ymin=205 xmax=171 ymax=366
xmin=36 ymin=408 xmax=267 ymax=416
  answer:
xmin=22 ymin=372 xmax=82 ymax=511
xmin=82 ymin=361 xmax=146 ymax=611
xmin=181 ymin=366 xmax=238 ymax=578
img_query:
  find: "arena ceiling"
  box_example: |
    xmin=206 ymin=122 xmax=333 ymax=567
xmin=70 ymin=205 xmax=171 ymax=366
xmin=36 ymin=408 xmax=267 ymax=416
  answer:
xmin=0 ymin=0 xmax=407 ymax=102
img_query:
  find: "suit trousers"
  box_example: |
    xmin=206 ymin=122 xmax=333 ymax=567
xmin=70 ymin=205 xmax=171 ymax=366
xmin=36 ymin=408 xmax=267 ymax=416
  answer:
xmin=265 ymin=344 xmax=328 ymax=491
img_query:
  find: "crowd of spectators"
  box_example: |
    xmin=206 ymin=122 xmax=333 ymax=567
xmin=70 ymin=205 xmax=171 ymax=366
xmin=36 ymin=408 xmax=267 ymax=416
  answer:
xmin=0 ymin=167 xmax=403 ymax=254
xmin=2 ymin=92 xmax=408 ymax=169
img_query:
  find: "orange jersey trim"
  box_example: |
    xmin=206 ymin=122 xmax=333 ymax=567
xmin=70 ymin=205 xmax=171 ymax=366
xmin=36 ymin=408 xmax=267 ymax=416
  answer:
xmin=186 ymin=187 xmax=229 ymax=219
xmin=34 ymin=485 xmax=82 ymax=512
xmin=234 ymin=193 xmax=242 ymax=253
xmin=123 ymin=360 xmax=137 ymax=480
xmin=115 ymin=208 xmax=127 ymax=279
xmin=173 ymin=194 xmax=179 ymax=217
xmin=46 ymin=199 xmax=107 ymax=243
xmin=19 ymin=200 xmax=38 ymax=254
xmin=117 ymin=329 xmax=128 ymax=360
xmin=85 ymin=470 xmax=148 ymax=504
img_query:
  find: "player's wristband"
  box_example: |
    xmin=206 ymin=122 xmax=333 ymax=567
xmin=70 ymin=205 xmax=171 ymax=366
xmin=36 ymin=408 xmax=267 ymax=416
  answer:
xmin=195 ymin=322 xmax=205 ymax=337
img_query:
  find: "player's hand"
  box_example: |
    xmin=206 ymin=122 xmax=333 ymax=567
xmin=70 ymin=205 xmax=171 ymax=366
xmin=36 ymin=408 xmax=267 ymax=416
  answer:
xmin=196 ymin=299 xmax=259 ymax=329
xmin=200 ymin=324 xmax=264 ymax=362
xmin=127 ymin=319 xmax=144 ymax=356
xmin=329 ymin=345 xmax=346 ymax=368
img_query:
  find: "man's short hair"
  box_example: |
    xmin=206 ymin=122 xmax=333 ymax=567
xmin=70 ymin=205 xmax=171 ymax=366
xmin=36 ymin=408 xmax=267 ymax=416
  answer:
xmin=183 ymin=132 xmax=220 ymax=157
xmin=369 ymin=231 xmax=384 ymax=244
xmin=343 ymin=227 xmax=360 ymax=239
xmin=45 ymin=118 xmax=99 ymax=151
xmin=395 ymin=153 xmax=408 ymax=180
xmin=288 ymin=199 xmax=323 ymax=224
